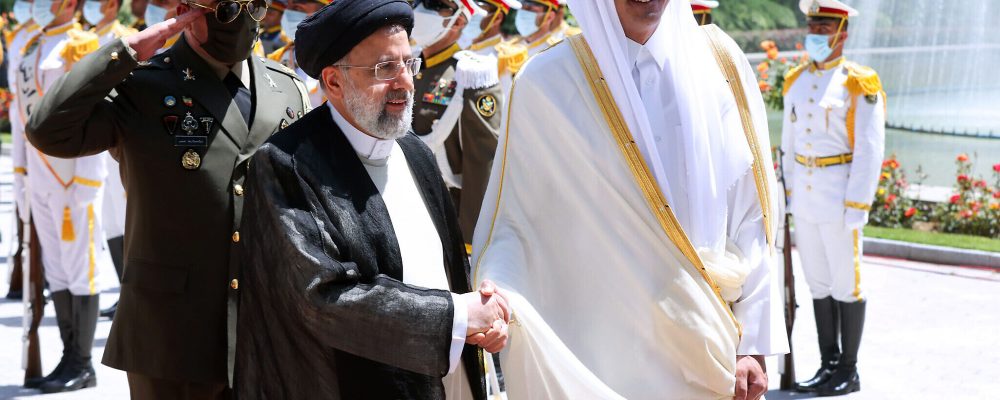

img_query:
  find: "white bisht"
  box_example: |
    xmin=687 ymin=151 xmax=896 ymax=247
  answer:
xmin=471 ymin=0 xmax=787 ymax=399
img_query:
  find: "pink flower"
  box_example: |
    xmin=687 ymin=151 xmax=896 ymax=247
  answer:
xmin=950 ymin=194 xmax=961 ymax=204
xmin=974 ymin=180 xmax=987 ymax=188
xmin=993 ymin=163 xmax=1000 ymax=172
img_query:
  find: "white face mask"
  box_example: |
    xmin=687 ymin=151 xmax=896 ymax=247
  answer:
xmin=83 ymin=0 xmax=104 ymax=26
xmin=410 ymin=5 xmax=459 ymax=48
xmin=144 ymin=3 xmax=168 ymax=25
xmin=458 ymin=13 xmax=484 ymax=48
xmin=13 ymin=0 xmax=33 ymax=24
xmin=514 ymin=8 xmax=539 ymax=37
xmin=804 ymin=33 xmax=834 ymax=62
xmin=32 ymin=0 xmax=58 ymax=28
xmin=280 ymin=9 xmax=307 ymax=42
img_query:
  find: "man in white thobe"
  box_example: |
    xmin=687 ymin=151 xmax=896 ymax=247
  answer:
xmin=472 ymin=1 xmax=787 ymax=399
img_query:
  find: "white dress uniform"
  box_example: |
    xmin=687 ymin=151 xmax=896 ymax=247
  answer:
xmin=8 ymin=22 xmax=40 ymax=224
xmin=782 ymin=55 xmax=885 ymax=303
xmin=94 ymin=21 xmax=135 ymax=242
xmin=17 ymin=21 xmax=111 ymax=296
xmin=268 ymin=44 xmax=322 ymax=107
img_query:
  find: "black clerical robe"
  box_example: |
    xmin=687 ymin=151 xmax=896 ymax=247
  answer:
xmin=235 ymin=107 xmax=487 ymax=399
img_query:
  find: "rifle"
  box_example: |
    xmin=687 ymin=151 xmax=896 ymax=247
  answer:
xmin=6 ymin=208 xmax=24 ymax=299
xmin=22 ymin=218 xmax=43 ymax=384
xmin=775 ymin=147 xmax=797 ymax=390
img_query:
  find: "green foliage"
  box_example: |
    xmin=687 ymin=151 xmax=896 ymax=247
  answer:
xmin=713 ymin=0 xmax=801 ymax=31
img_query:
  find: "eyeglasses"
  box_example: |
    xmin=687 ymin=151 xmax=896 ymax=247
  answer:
xmin=335 ymin=58 xmax=422 ymax=81
xmin=185 ymin=0 xmax=267 ymax=23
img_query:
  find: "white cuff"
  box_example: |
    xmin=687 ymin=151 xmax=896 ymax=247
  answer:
xmin=448 ymin=293 xmax=468 ymax=374
xmin=119 ymin=37 xmax=138 ymax=59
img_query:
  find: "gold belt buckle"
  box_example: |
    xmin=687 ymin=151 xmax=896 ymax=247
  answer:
xmin=806 ymin=156 xmax=818 ymax=168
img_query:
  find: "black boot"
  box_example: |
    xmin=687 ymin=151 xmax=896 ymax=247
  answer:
xmin=24 ymin=290 xmax=72 ymax=388
xmin=100 ymin=236 xmax=125 ymax=319
xmin=40 ymin=295 xmax=99 ymax=393
xmin=817 ymin=300 xmax=866 ymax=396
xmin=794 ymin=297 xmax=841 ymax=392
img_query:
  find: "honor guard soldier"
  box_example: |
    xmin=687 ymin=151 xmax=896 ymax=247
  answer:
xmin=267 ymin=0 xmax=330 ymax=106
xmin=464 ymin=0 xmax=521 ymax=101
xmin=782 ymin=0 xmax=886 ymax=396
xmin=8 ymin=0 xmax=39 ymax=247
xmin=512 ymin=0 xmax=578 ymax=57
xmin=691 ymin=0 xmax=718 ymax=26
xmin=258 ymin=0 xmax=288 ymax=54
xmin=26 ymin=0 xmax=310 ymax=397
xmin=82 ymin=0 xmax=138 ymax=320
xmin=16 ymin=0 xmax=111 ymax=393
xmin=411 ymin=0 xmax=504 ymax=248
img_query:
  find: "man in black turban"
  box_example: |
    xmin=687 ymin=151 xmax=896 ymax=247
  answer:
xmin=235 ymin=1 xmax=510 ymax=399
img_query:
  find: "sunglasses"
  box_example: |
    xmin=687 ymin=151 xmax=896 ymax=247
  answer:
xmin=185 ymin=0 xmax=268 ymax=23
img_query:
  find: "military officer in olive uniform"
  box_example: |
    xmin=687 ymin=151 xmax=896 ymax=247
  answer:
xmin=412 ymin=0 xmax=503 ymax=248
xmin=783 ymin=0 xmax=885 ymax=396
xmin=26 ymin=1 xmax=310 ymax=398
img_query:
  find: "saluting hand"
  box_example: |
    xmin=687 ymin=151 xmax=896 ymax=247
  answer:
xmin=124 ymin=9 xmax=206 ymax=61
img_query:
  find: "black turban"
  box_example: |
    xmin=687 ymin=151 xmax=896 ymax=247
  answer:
xmin=294 ymin=0 xmax=414 ymax=79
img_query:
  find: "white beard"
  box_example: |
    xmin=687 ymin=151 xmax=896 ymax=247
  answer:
xmin=343 ymin=78 xmax=413 ymax=140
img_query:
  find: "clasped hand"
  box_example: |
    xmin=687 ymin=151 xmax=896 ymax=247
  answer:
xmin=462 ymin=280 xmax=511 ymax=353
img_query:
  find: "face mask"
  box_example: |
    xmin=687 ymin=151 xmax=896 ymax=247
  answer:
xmin=202 ymin=12 xmax=258 ymax=64
xmin=804 ymin=34 xmax=835 ymax=62
xmin=144 ymin=3 xmax=168 ymax=26
xmin=514 ymin=8 xmax=539 ymax=37
xmin=410 ymin=6 xmax=458 ymax=48
xmin=13 ymin=1 xmax=33 ymax=24
xmin=32 ymin=0 xmax=57 ymax=28
xmin=83 ymin=0 xmax=104 ymax=26
xmin=280 ymin=9 xmax=306 ymax=42
xmin=457 ymin=13 xmax=483 ymax=48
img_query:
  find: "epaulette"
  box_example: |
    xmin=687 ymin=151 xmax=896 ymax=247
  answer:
xmin=262 ymin=57 xmax=302 ymax=82
xmin=5 ymin=24 xmax=25 ymax=47
xmin=112 ymin=23 xmax=138 ymax=39
xmin=495 ymin=40 xmax=528 ymax=75
xmin=565 ymin=26 xmax=582 ymax=37
xmin=453 ymin=50 xmax=499 ymax=90
xmin=267 ymin=43 xmax=292 ymax=63
xmin=843 ymin=61 xmax=883 ymax=98
xmin=782 ymin=62 xmax=809 ymax=96
xmin=60 ymin=28 xmax=100 ymax=69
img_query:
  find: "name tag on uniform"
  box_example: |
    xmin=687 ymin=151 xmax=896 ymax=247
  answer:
xmin=174 ymin=136 xmax=208 ymax=147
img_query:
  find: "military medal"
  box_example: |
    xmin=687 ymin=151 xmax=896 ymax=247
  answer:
xmin=286 ymin=107 xmax=295 ymax=119
xmin=183 ymin=97 xmax=193 ymax=107
xmin=200 ymin=117 xmax=214 ymax=135
xmin=162 ymin=115 xmax=179 ymax=135
xmin=180 ymin=112 xmax=199 ymax=134
xmin=279 ymin=119 xmax=289 ymax=130
xmin=183 ymin=68 xmax=196 ymax=81
xmin=164 ymin=96 xmax=177 ymax=107
xmin=181 ymin=149 xmax=201 ymax=170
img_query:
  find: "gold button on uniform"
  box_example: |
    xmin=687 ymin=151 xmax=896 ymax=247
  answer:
xmin=110 ymin=51 xmax=119 ymax=61
xmin=234 ymin=184 xmax=244 ymax=196
xmin=232 ymin=231 xmax=240 ymax=243
xmin=230 ymin=279 xmax=239 ymax=290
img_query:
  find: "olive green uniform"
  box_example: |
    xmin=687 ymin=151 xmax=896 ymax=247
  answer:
xmin=25 ymin=35 xmax=310 ymax=388
xmin=413 ymin=44 xmax=502 ymax=245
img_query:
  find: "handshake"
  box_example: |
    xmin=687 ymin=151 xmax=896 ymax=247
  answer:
xmin=461 ymin=280 xmax=511 ymax=353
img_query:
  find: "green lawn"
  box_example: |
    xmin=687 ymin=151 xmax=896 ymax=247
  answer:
xmin=1 ymin=132 xmax=10 ymax=144
xmin=865 ymin=226 xmax=1000 ymax=253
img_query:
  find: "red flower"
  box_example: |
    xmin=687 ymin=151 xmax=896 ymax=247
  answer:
xmin=994 ymin=191 xmax=1000 ymax=199
xmin=974 ymin=180 xmax=987 ymax=188
xmin=905 ymin=207 xmax=917 ymax=218
xmin=970 ymin=201 xmax=981 ymax=211
xmin=886 ymin=194 xmax=897 ymax=203
xmin=957 ymin=154 xmax=969 ymax=162
xmin=993 ymin=163 xmax=1000 ymax=172
xmin=950 ymin=194 xmax=961 ymax=204
xmin=957 ymin=174 xmax=970 ymax=183
xmin=883 ymin=204 xmax=891 ymax=210
xmin=960 ymin=210 xmax=973 ymax=219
